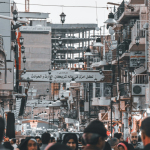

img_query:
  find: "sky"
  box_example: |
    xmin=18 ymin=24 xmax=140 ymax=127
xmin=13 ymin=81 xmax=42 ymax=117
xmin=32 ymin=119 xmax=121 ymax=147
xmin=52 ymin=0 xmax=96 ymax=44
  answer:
xmin=14 ymin=0 xmax=123 ymax=27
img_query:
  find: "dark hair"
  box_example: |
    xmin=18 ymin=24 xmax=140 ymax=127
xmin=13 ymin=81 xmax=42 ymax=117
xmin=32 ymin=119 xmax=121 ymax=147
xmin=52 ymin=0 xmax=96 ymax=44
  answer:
xmin=114 ymin=133 xmax=122 ymax=140
xmin=12 ymin=138 xmax=16 ymax=143
xmin=83 ymin=133 xmax=102 ymax=145
xmin=62 ymin=133 xmax=78 ymax=150
xmin=84 ymin=120 xmax=107 ymax=138
xmin=48 ymin=143 xmax=72 ymax=150
xmin=118 ymin=141 xmax=129 ymax=150
xmin=141 ymin=117 xmax=150 ymax=137
xmin=108 ymin=137 xmax=118 ymax=146
xmin=35 ymin=136 xmax=41 ymax=140
xmin=42 ymin=132 xmax=51 ymax=144
xmin=104 ymin=142 xmax=111 ymax=150
xmin=0 ymin=117 xmax=5 ymax=142
xmin=51 ymin=137 xmax=55 ymax=142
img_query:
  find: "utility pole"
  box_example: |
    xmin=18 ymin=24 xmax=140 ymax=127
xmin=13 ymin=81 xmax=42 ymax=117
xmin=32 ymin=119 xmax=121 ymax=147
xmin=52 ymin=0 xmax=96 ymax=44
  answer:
xmin=25 ymin=0 xmax=30 ymax=12
xmin=15 ymin=43 xmax=19 ymax=93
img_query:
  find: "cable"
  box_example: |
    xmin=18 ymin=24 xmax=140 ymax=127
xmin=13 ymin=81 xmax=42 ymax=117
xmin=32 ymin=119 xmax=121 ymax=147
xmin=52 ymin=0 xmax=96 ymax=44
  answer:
xmin=4 ymin=2 xmax=113 ymax=9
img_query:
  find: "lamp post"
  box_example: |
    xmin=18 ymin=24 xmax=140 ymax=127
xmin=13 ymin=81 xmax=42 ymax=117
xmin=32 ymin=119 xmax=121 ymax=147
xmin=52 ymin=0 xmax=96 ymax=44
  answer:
xmin=135 ymin=37 xmax=140 ymax=46
xmin=60 ymin=12 xmax=66 ymax=25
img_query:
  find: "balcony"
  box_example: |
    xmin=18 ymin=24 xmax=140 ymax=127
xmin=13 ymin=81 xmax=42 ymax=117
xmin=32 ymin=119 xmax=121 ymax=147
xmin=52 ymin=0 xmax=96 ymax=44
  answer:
xmin=118 ymin=39 xmax=131 ymax=60
xmin=129 ymin=20 xmax=148 ymax=51
xmin=115 ymin=0 xmax=140 ymax=24
xmin=132 ymin=74 xmax=148 ymax=84
xmin=129 ymin=0 xmax=145 ymax=5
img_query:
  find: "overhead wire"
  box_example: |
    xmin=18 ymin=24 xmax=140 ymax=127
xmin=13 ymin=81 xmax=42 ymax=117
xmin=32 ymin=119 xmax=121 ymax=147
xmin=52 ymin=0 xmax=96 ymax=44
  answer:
xmin=2 ymin=1 xmax=114 ymax=9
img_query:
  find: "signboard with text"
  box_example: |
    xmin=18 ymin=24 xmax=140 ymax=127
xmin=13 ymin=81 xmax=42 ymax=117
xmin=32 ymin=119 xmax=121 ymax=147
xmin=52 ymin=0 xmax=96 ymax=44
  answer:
xmin=21 ymin=69 xmax=104 ymax=83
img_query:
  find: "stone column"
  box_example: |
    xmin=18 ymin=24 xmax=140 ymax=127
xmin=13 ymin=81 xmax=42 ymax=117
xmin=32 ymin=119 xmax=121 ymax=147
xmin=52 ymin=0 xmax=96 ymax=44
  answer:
xmin=123 ymin=112 xmax=129 ymax=140
xmin=114 ymin=104 xmax=120 ymax=121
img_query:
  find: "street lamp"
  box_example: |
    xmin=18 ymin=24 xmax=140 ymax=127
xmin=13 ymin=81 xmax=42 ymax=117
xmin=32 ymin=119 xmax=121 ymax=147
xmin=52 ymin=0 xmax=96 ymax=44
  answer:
xmin=23 ymin=67 xmax=26 ymax=74
xmin=48 ymin=68 xmax=51 ymax=75
xmin=60 ymin=12 xmax=66 ymax=24
xmin=21 ymin=46 xmax=25 ymax=54
xmin=74 ymin=68 xmax=80 ymax=74
xmin=84 ymin=47 xmax=93 ymax=56
xmin=13 ymin=10 xmax=18 ymax=22
xmin=93 ymin=37 xmax=104 ymax=47
xmin=19 ymin=36 xmax=24 ymax=45
xmin=23 ymin=56 xmax=26 ymax=63
xmin=46 ymin=88 xmax=49 ymax=93
xmin=49 ymin=102 xmax=52 ymax=106
xmin=135 ymin=37 xmax=140 ymax=46
xmin=104 ymin=12 xmax=117 ymax=25
xmin=78 ymin=58 xmax=84 ymax=66
xmin=70 ymin=78 xmax=76 ymax=84
xmin=58 ymin=37 xmax=62 ymax=46
xmin=119 ymin=49 xmax=122 ymax=56
xmin=66 ymin=88 xmax=70 ymax=92
xmin=57 ymin=98 xmax=61 ymax=102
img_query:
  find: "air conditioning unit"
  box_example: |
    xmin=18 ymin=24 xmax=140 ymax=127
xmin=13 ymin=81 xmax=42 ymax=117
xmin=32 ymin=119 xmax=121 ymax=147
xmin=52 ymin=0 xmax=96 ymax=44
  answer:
xmin=19 ymin=86 xmax=25 ymax=94
xmin=132 ymin=84 xmax=146 ymax=95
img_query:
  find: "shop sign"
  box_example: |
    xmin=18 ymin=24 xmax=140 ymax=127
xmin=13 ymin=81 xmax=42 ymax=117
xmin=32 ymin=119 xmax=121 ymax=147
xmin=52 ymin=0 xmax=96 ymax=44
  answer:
xmin=30 ymin=122 xmax=38 ymax=128
xmin=21 ymin=70 xmax=104 ymax=83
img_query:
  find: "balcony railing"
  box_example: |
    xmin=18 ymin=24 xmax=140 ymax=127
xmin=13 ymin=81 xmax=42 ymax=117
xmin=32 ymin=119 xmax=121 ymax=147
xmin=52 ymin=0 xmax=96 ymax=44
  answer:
xmin=131 ymin=20 xmax=148 ymax=42
xmin=114 ymin=0 xmax=140 ymax=21
xmin=118 ymin=39 xmax=131 ymax=56
xmin=132 ymin=74 xmax=148 ymax=84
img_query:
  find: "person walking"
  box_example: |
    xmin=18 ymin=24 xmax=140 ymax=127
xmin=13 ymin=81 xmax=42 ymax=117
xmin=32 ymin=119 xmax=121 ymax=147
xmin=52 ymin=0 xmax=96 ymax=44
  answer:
xmin=10 ymin=139 xmax=17 ymax=150
xmin=130 ymin=132 xmax=142 ymax=150
xmin=114 ymin=133 xmax=124 ymax=143
xmin=18 ymin=137 xmax=38 ymax=150
xmin=62 ymin=133 xmax=78 ymax=150
xmin=3 ymin=137 xmax=13 ymax=150
xmin=108 ymin=137 xmax=119 ymax=150
xmin=82 ymin=120 xmax=107 ymax=150
xmin=0 ymin=117 xmax=10 ymax=150
xmin=140 ymin=117 xmax=150 ymax=150
xmin=40 ymin=133 xmax=51 ymax=150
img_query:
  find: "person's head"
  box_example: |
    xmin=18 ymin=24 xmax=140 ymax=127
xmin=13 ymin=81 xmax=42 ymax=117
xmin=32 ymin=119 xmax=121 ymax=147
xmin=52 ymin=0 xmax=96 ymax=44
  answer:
xmin=140 ymin=117 xmax=150 ymax=146
xmin=114 ymin=133 xmax=124 ymax=142
xmin=63 ymin=133 xmax=78 ymax=150
xmin=108 ymin=137 xmax=119 ymax=149
xmin=4 ymin=137 xmax=10 ymax=142
xmin=10 ymin=138 xmax=16 ymax=145
xmin=83 ymin=120 xmax=107 ymax=150
xmin=104 ymin=142 xmax=111 ymax=150
xmin=50 ymin=137 xmax=56 ymax=143
xmin=35 ymin=136 xmax=42 ymax=147
xmin=48 ymin=143 xmax=72 ymax=150
xmin=117 ymin=141 xmax=129 ymax=150
xmin=18 ymin=137 xmax=38 ymax=150
xmin=16 ymin=139 xmax=19 ymax=145
xmin=130 ymin=132 xmax=138 ymax=147
xmin=42 ymin=132 xmax=51 ymax=144
xmin=0 ymin=117 xmax=5 ymax=143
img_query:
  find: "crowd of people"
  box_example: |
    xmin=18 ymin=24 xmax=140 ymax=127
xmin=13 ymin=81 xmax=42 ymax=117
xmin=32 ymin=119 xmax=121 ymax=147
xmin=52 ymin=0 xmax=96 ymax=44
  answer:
xmin=0 ymin=117 xmax=150 ymax=150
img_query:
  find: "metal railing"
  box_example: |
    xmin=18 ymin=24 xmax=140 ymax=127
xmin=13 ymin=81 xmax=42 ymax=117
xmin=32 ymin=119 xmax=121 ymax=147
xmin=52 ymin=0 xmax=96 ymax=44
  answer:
xmin=131 ymin=20 xmax=148 ymax=42
xmin=133 ymin=74 xmax=148 ymax=84
xmin=114 ymin=1 xmax=140 ymax=20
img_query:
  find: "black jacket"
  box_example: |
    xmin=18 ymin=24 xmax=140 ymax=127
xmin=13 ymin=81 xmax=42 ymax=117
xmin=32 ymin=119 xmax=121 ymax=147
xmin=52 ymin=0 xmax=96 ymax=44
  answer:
xmin=3 ymin=142 xmax=13 ymax=150
xmin=143 ymin=143 xmax=150 ymax=150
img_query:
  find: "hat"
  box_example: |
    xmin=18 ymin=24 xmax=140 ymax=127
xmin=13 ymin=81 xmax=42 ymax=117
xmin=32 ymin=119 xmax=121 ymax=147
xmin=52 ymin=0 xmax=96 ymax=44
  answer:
xmin=84 ymin=120 xmax=107 ymax=137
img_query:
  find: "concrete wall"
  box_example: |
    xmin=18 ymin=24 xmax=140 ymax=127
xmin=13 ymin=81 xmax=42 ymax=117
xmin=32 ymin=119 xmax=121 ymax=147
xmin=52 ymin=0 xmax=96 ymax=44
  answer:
xmin=21 ymin=33 xmax=51 ymax=97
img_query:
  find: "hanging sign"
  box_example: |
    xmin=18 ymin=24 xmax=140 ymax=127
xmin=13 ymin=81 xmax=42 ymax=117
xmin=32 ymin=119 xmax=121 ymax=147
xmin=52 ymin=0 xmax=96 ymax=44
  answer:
xmin=21 ymin=69 xmax=104 ymax=83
